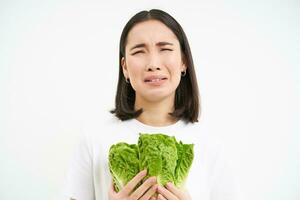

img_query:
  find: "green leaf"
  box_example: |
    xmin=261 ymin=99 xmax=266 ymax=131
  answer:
xmin=108 ymin=143 xmax=139 ymax=192
xmin=108 ymin=133 xmax=194 ymax=191
xmin=174 ymin=141 xmax=194 ymax=187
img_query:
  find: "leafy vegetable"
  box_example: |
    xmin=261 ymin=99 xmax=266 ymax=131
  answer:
xmin=108 ymin=143 xmax=140 ymax=192
xmin=108 ymin=133 xmax=194 ymax=192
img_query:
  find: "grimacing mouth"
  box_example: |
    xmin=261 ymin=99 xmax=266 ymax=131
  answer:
xmin=144 ymin=77 xmax=168 ymax=82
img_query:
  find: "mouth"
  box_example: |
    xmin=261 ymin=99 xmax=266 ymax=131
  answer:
xmin=144 ymin=77 xmax=168 ymax=82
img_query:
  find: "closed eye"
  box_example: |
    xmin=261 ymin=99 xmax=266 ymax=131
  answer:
xmin=131 ymin=50 xmax=144 ymax=55
xmin=131 ymin=49 xmax=173 ymax=55
xmin=161 ymin=48 xmax=173 ymax=51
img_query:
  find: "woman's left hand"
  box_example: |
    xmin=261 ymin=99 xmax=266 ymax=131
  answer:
xmin=157 ymin=182 xmax=192 ymax=200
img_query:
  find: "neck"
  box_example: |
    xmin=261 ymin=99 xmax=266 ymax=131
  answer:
xmin=134 ymin=94 xmax=177 ymax=127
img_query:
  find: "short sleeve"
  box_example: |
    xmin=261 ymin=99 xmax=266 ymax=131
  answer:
xmin=210 ymin=142 xmax=243 ymax=200
xmin=63 ymin=133 xmax=95 ymax=200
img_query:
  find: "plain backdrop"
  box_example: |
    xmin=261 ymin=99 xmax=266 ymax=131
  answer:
xmin=0 ymin=0 xmax=299 ymax=199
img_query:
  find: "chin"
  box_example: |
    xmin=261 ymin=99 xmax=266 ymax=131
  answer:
xmin=143 ymin=91 xmax=175 ymax=102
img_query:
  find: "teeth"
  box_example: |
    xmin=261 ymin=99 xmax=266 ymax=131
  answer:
xmin=145 ymin=78 xmax=166 ymax=82
xmin=149 ymin=78 xmax=162 ymax=82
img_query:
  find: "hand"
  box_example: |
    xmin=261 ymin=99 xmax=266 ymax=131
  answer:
xmin=157 ymin=182 xmax=191 ymax=200
xmin=109 ymin=169 xmax=158 ymax=200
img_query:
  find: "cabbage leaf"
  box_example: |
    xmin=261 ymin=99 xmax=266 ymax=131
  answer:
xmin=108 ymin=133 xmax=194 ymax=192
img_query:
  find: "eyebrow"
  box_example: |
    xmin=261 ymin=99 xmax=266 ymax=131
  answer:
xmin=129 ymin=42 xmax=173 ymax=51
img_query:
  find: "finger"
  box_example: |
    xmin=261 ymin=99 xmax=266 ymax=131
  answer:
xmin=139 ymin=184 xmax=158 ymax=200
xmin=150 ymin=196 xmax=156 ymax=200
xmin=166 ymin=182 xmax=183 ymax=198
xmin=158 ymin=193 xmax=167 ymax=200
xmin=109 ymin=179 xmax=116 ymax=195
xmin=157 ymin=185 xmax=179 ymax=200
xmin=120 ymin=169 xmax=147 ymax=196
xmin=130 ymin=177 xmax=157 ymax=200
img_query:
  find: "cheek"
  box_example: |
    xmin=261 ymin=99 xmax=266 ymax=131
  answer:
xmin=126 ymin=58 xmax=143 ymax=77
xmin=165 ymin=58 xmax=182 ymax=88
xmin=165 ymin=56 xmax=182 ymax=76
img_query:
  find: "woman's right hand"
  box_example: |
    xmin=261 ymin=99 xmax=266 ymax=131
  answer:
xmin=109 ymin=169 xmax=158 ymax=200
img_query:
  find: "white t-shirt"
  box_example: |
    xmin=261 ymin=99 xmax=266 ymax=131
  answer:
xmin=63 ymin=114 xmax=241 ymax=200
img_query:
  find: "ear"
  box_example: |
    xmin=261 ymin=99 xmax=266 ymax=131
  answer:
xmin=121 ymin=57 xmax=129 ymax=78
xmin=181 ymin=61 xmax=187 ymax=72
xmin=181 ymin=54 xmax=187 ymax=72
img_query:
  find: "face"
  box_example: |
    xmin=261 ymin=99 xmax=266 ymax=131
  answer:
xmin=121 ymin=20 xmax=186 ymax=103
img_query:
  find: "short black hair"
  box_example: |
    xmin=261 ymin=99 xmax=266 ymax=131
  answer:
xmin=111 ymin=9 xmax=200 ymax=123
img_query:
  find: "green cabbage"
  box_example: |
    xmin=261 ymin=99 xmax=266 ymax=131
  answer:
xmin=108 ymin=133 xmax=194 ymax=192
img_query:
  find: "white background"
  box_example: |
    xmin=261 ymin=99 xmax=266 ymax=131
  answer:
xmin=0 ymin=0 xmax=299 ymax=199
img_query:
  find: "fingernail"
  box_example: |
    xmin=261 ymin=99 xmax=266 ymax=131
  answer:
xmin=167 ymin=182 xmax=172 ymax=187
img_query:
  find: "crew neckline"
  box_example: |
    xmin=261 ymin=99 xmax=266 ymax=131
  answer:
xmin=131 ymin=118 xmax=185 ymax=131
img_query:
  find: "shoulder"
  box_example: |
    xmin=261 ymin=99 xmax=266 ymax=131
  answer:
xmin=180 ymin=120 xmax=222 ymax=144
xmin=83 ymin=112 xmax=121 ymax=134
xmin=182 ymin=121 xmax=225 ymax=158
xmin=81 ymin=112 xmax=136 ymax=144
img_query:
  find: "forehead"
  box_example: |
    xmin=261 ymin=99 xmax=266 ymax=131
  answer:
xmin=126 ymin=20 xmax=179 ymax=47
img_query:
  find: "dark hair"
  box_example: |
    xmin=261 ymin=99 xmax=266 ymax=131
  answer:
xmin=110 ymin=9 xmax=200 ymax=123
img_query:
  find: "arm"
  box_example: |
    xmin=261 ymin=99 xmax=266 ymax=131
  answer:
xmin=63 ymin=133 xmax=95 ymax=200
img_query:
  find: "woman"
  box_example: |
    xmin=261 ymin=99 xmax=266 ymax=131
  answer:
xmin=63 ymin=9 xmax=240 ymax=200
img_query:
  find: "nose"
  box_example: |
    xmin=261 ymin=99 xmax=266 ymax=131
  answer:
xmin=146 ymin=53 xmax=161 ymax=72
xmin=147 ymin=65 xmax=161 ymax=71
